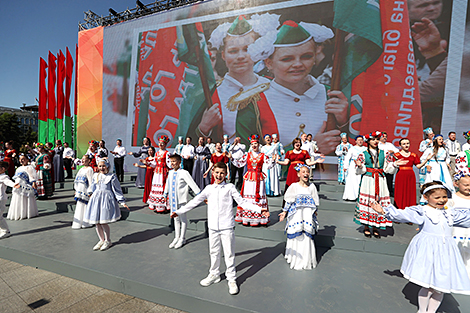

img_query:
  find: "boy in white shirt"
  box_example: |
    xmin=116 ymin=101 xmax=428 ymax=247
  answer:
xmin=164 ymin=154 xmax=201 ymax=249
xmin=0 ymin=161 xmax=19 ymax=238
xmin=171 ymin=162 xmax=268 ymax=295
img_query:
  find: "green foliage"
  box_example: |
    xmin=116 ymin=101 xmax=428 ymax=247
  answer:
xmin=0 ymin=113 xmax=38 ymax=151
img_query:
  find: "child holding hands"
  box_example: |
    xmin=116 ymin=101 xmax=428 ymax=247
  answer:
xmin=72 ymin=155 xmax=94 ymax=229
xmin=279 ymin=164 xmax=319 ymax=270
xmin=171 ymin=162 xmax=269 ymax=295
xmin=83 ymin=158 xmax=129 ymax=251
xmin=164 ymin=154 xmax=200 ymax=249
xmin=0 ymin=161 xmax=20 ymax=238
xmin=370 ymin=181 xmax=470 ymax=313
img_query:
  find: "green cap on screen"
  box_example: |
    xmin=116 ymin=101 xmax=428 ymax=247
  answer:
xmin=227 ymin=15 xmax=253 ymax=36
xmin=274 ymin=20 xmax=312 ymax=46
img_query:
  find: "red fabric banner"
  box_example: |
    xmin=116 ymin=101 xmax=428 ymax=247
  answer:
xmin=74 ymin=44 xmax=78 ymax=117
xmin=65 ymin=47 xmax=73 ymax=118
xmin=57 ymin=50 xmax=66 ymax=120
xmin=352 ymin=1 xmax=423 ymax=148
xmin=47 ymin=51 xmax=57 ymax=141
xmin=39 ymin=58 xmax=48 ymax=122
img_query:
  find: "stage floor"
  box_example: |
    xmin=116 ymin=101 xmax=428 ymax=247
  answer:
xmin=1 ymin=177 xmax=468 ymax=313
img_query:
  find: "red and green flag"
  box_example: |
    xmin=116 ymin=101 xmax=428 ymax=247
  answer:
xmin=64 ymin=47 xmax=74 ymax=146
xmin=73 ymin=44 xmax=78 ymax=150
xmin=333 ymin=0 xmax=423 ymax=147
xmin=56 ymin=50 xmax=66 ymax=142
xmin=38 ymin=57 xmax=48 ymax=144
xmin=47 ymin=51 xmax=57 ymax=143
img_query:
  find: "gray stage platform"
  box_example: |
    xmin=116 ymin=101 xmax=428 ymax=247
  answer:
xmin=1 ymin=177 xmax=468 ymax=313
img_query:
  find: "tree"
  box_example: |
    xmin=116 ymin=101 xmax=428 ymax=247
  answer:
xmin=0 ymin=113 xmax=21 ymax=149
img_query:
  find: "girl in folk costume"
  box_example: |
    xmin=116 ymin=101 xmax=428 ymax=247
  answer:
xmin=7 ymin=155 xmax=38 ymax=220
xmin=248 ymin=20 xmax=347 ymax=154
xmin=353 ymin=131 xmax=407 ymax=238
xmin=279 ymin=164 xmax=319 ymax=270
xmin=128 ymin=137 xmax=152 ymax=189
xmin=271 ymin=133 xmax=285 ymax=180
xmin=192 ymin=137 xmax=211 ymax=190
xmin=450 ymin=169 xmax=470 ymax=277
xmin=260 ymin=134 xmax=280 ymax=196
xmin=342 ymin=135 xmax=367 ymax=201
xmin=71 ymin=155 xmax=94 ymax=229
xmin=277 ymin=138 xmax=323 ymax=191
xmin=133 ymin=146 xmax=156 ymax=203
xmin=85 ymin=141 xmax=99 ymax=172
xmin=419 ymin=127 xmax=434 ymax=185
xmin=462 ymin=131 xmax=470 ymax=152
xmin=420 ymin=135 xmax=455 ymax=193
xmin=234 ymin=135 xmax=274 ymax=226
xmin=393 ymin=138 xmax=433 ymax=209
xmin=83 ymin=158 xmax=129 ymax=251
xmin=370 ymin=182 xmax=470 ymax=313
xmin=204 ymin=142 xmax=230 ymax=184
xmin=222 ymin=135 xmax=231 ymax=153
xmin=335 ymin=133 xmax=352 ymax=184
xmin=35 ymin=143 xmax=53 ymax=199
xmin=147 ymin=136 xmax=171 ymax=213
xmin=192 ymin=14 xmax=280 ymax=143
xmin=3 ymin=141 xmax=16 ymax=178
xmin=174 ymin=136 xmax=184 ymax=155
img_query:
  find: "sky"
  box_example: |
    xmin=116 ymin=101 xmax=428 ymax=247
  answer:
xmin=0 ymin=0 xmax=139 ymax=109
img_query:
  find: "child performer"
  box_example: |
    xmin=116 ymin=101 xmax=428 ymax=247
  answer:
xmin=171 ymin=162 xmax=269 ymax=295
xmin=7 ymin=155 xmax=38 ymax=220
xmin=72 ymin=155 xmax=94 ymax=229
xmin=370 ymin=182 xmax=470 ymax=313
xmin=83 ymin=159 xmax=129 ymax=251
xmin=279 ymin=164 xmax=319 ymax=270
xmin=147 ymin=136 xmax=171 ymax=213
xmin=0 ymin=161 xmax=19 ymax=238
xmin=164 ymin=154 xmax=200 ymax=249
xmin=133 ymin=146 xmax=156 ymax=204
xmin=451 ymin=170 xmax=470 ymax=277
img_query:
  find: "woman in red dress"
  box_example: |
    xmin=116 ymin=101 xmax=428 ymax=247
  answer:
xmin=133 ymin=146 xmax=156 ymax=203
xmin=393 ymin=138 xmax=432 ymax=209
xmin=4 ymin=141 xmax=17 ymax=178
xmin=147 ymin=136 xmax=171 ymax=213
xmin=204 ymin=142 xmax=230 ymax=183
xmin=277 ymin=138 xmax=323 ymax=190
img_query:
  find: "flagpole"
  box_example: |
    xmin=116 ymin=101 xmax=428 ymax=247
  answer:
xmin=327 ymin=28 xmax=346 ymax=131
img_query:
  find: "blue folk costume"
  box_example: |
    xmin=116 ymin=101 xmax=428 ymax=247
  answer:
xmin=354 ymin=148 xmax=393 ymax=229
xmin=131 ymin=145 xmax=151 ymax=188
xmin=335 ymin=141 xmax=352 ymax=184
xmin=7 ymin=165 xmax=38 ymax=220
xmin=282 ymin=181 xmax=319 ymax=270
xmin=261 ymin=144 xmax=280 ymax=196
xmin=72 ymin=166 xmax=94 ymax=229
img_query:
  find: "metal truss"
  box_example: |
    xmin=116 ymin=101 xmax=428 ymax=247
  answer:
xmin=78 ymin=0 xmax=204 ymax=30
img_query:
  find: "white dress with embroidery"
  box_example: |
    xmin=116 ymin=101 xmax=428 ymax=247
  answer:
xmin=261 ymin=144 xmax=280 ymax=196
xmin=7 ymin=165 xmax=38 ymax=220
xmin=72 ymin=166 xmax=94 ymax=228
xmin=450 ymin=195 xmax=470 ymax=278
xmin=283 ymin=183 xmax=319 ymax=270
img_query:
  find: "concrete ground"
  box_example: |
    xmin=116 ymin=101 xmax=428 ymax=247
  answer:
xmin=0 ymin=258 xmax=184 ymax=313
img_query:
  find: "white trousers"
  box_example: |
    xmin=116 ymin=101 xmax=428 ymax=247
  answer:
xmin=0 ymin=200 xmax=10 ymax=234
xmin=208 ymin=228 xmax=236 ymax=282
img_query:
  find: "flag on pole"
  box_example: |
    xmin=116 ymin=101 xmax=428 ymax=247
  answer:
xmin=64 ymin=47 xmax=74 ymax=146
xmin=47 ymin=51 xmax=57 ymax=143
xmin=73 ymin=44 xmax=78 ymax=150
xmin=38 ymin=57 xmax=48 ymax=144
xmin=56 ymin=50 xmax=66 ymax=142
xmin=333 ymin=0 xmax=422 ymax=147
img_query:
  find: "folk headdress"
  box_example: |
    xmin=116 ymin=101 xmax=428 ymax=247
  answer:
xmin=248 ymin=20 xmax=334 ymax=62
xmin=463 ymin=130 xmax=470 ymax=141
xmin=249 ymin=134 xmax=260 ymax=143
xmin=158 ymin=135 xmax=170 ymax=144
xmin=364 ymin=131 xmax=382 ymax=141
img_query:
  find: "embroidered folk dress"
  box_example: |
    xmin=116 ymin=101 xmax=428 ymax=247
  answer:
xmin=261 ymin=144 xmax=280 ymax=196
xmin=383 ymin=204 xmax=470 ymax=294
xmin=450 ymin=195 xmax=470 ymax=278
xmin=283 ymin=183 xmax=319 ymax=270
xmin=235 ymin=151 xmax=274 ymax=226
xmin=147 ymin=150 xmax=171 ymax=212
xmin=7 ymin=165 xmax=38 ymax=220
xmin=35 ymin=153 xmax=53 ymax=197
xmin=143 ymin=156 xmax=155 ymax=203
xmin=72 ymin=166 xmax=94 ymax=229
xmin=354 ymin=149 xmax=394 ymax=229
xmin=4 ymin=149 xmax=16 ymax=178
xmin=335 ymin=142 xmax=352 ymax=184
xmin=421 ymin=147 xmax=455 ymax=193
xmin=131 ymin=145 xmax=151 ymax=188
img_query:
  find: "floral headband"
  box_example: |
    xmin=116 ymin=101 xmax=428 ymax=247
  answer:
xmin=364 ymin=131 xmax=382 ymax=141
xmin=249 ymin=134 xmax=260 ymax=143
xmin=294 ymin=163 xmax=310 ymax=171
xmin=454 ymin=170 xmax=470 ymax=181
xmin=433 ymin=134 xmax=443 ymax=140
xmin=158 ymin=135 xmax=169 ymax=144
xmin=463 ymin=131 xmax=470 ymax=140
xmin=35 ymin=142 xmax=44 ymax=148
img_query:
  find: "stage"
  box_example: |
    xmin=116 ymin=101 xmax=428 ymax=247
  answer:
xmin=1 ymin=177 xmax=468 ymax=313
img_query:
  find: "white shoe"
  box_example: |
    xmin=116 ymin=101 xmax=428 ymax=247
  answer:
xmin=100 ymin=241 xmax=112 ymax=251
xmin=228 ymin=281 xmax=238 ymax=295
xmin=200 ymin=274 xmax=221 ymax=287
xmin=0 ymin=232 xmax=11 ymax=239
xmin=169 ymin=238 xmax=179 ymax=249
xmin=93 ymin=241 xmax=104 ymax=251
xmin=174 ymin=239 xmax=185 ymax=249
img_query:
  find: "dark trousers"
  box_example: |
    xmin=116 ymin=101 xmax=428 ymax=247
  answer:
xmin=183 ymin=158 xmax=194 ymax=175
xmin=114 ymin=157 xmax=124 ymax=182
xmin=230 ymin=163 xmax=244 ymax=189
xmin=385 ymin=173 xmax=394 ymax=197
xmin=64 ymin=158 xmax=73 ymax=178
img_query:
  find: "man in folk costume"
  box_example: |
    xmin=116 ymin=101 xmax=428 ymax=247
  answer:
xmin=187 ymin=14 xmax=281 ymax=146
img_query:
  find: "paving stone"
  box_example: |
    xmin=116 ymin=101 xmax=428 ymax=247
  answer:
xmin=63 ymin=289 xmax=133 ymax=313
xmin=0 ymin=278 xmax=17 ymax=301
xmin=1 ymin=266 xmax=59 ymax=293
xmin=103 ymin=297 xmax=158 ymax=313
xmin=0 ymin=293 xmax=33 ymax=313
